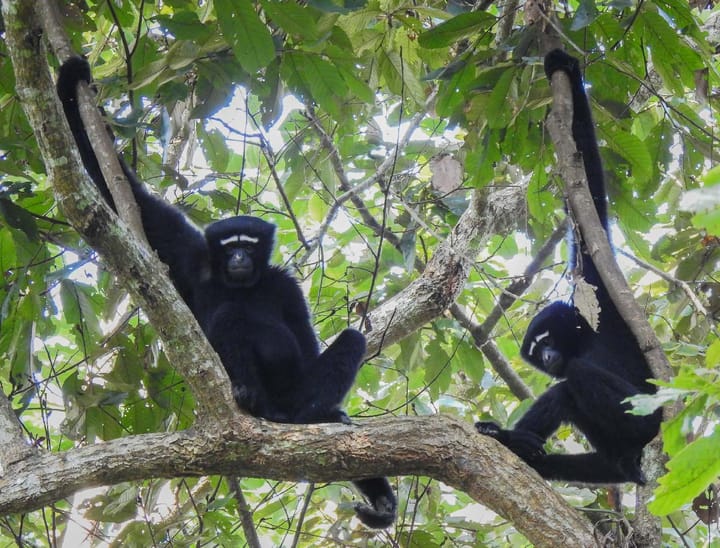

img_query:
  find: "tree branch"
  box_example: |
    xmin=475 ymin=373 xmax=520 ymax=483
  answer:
xmin=365 ymin=184 xmax=526 ymax=355
xmin=0 ymin=415 xmax=597 ymax=547
xmin=37 ymin=0 xmax=148 ymax=244
xmin=450 ymin=222 xmax=568 ymax=400
xmin=482 ymin=221 xmax=568 ymax=331
xmin=227 ymin=476 xmax=262 ymax=548
xmin=617 ymin=248 xmax=718 ymax=335
xmin=451 ymin=303 xmax=534 ymax=401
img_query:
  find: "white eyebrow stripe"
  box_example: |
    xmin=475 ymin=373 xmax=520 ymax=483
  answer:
xmin=220 ymin=234 xmax=259 ymax=246
xmin=528 ymin=330 xmax=550 ymax=357
xmin=220 ymin=235 xmax=238 ymax=245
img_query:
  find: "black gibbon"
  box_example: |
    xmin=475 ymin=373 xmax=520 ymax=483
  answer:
xmin=476 ymin=49 xmax=661 ymax=484
xmin=57 ymin=56 xmax=396 ymax=528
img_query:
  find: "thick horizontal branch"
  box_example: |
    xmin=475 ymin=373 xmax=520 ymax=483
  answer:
xmin=0 ymin=415 xmax=596 ymax=547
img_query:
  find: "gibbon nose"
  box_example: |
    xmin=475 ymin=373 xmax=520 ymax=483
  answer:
xmin=227 ymin=250 xmax=252 ymax=274
xmin=541 ymin=347 xmax=562 ymax=371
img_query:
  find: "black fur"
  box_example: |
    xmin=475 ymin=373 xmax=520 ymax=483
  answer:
xmin=476 ymin=50 xmax=661 ymax=484
xmin=57 ymin=56 xmax=396 ymax=528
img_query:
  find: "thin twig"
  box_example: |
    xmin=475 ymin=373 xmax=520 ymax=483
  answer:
xmin=451 ymin=303 xmax=533 ymax=401
xmin=289 ymin=483 xmax=314 ymax=548
xmin=298 ymin=91 xmax=438 ymax=266
xmin=227 ymin=476 xmax=262 ymax=548
xmin=244 ymin=109 xmax=310 ymax=250
xmin=617 ymin=248 xmax=715 ymax=329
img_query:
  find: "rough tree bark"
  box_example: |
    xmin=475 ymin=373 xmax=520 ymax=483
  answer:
xmin=0 ymin=416 xmax=597 ymax=547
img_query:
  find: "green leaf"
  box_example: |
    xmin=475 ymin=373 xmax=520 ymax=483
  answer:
xmin=378 ymin=49 xmax=425 ymax=106
xmin=425 ymin=338 xmax=452 ymax=399
xmin=215 ymin=0 xmax=275 ymax=73
xmin=707 ymin=339 xmax=720 ymax=368
xmin=257 ymin=58 xmax=284 ymax=128
xmin=60 ymin=278 xmax=81 ymax=326
xmin=282 ymin=52 xmax=348 ymax=117
xmin=418 ymin=12 xmax=496 ymax=49
xmin=602 ymin=125 xmax=652 ymax=184
xmin=455 ymin=341 xmax=484 ymax=384
xmin=260 ymin=0 xmax=321 ymax=40
xmin=640 ymin=11 xmax=702 ymax=93
xmin=0 ymin=228 xmax=16 ymax=276
xmin=198 ymin=126 xmax=230 ymax=172
xmin=85 ymin=485 xmax=139 ymax=522
xmin=570 ymin=0 xmax=600 ymax=30
xmin=691 ymin=207 xmax=720 ymax=234
xmin=59 ymin=280 xmax=102 ymax=344
xmin=397 ymin=331 xmax=423 ymax=372
xmin=155 ymin=11 xmax=211 ymax=41
xmin=702 ymin=164 xmax=720 ymax=186
xmin=306 ymin=0 xmax=366 ymax=14
xmin=165 ymin=40 xmax=201 ymax=71
xmin=6 ymin=315 xmax=33 ymax=386
xmin=336 ymin=62 xmax=374 ymax=103
xmin=649 ymin=427 xmax=720 ymax=515
xmin=661 ymin=394 xmax=707 ymax=457
xmin=0 ymin=198 xmax=38 ymax=240
xmin=486 ymin=68 xmax=516 ymax=129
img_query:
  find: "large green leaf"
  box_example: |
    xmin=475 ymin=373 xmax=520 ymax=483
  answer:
xmin=215 ymin=0 xmax=275 ymax=73
xmin=650 ymin=427 xmax=720 ymax=515
xmin=0 ymin=198 xmax=38 ymax=240
xmin=570 ymin=0 xmax=600 ymax=30
xmin=282 ymin=51 xmax=348 ymax=117
xmin=378 ymin=49 xmax=425 ymax=105
xmin=260 ymin=0 xmax=322 ymax=40
xmin=602 ymin=125 xmax=652 ymax=184
xmin=418 ymin=12 xmax=496 ymax=49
